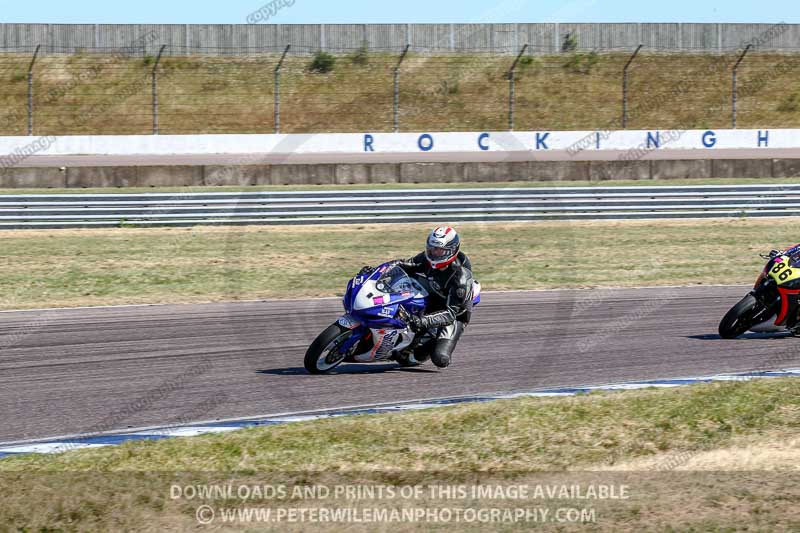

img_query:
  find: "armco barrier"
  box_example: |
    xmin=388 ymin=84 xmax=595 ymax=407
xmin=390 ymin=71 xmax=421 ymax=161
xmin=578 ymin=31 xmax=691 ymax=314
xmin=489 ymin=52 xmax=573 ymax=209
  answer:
xmin=0 ymin=184 xmax=799 ymax=229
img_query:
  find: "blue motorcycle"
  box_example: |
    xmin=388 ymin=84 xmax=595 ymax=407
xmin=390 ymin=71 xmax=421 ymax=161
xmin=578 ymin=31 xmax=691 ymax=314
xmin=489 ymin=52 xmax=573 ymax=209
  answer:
xmin=304 ymin=262 xmax=481 ymax=374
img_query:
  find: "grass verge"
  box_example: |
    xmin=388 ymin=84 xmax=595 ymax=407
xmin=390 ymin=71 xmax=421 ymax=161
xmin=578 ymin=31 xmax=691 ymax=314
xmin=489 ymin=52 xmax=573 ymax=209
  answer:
xmin=0 ymin=217 xmax=794 ymax=310
xmin=0 ymin=378 xmax=798 ymax=531
xmin=2 ymin=52 xmax=800 ymax=134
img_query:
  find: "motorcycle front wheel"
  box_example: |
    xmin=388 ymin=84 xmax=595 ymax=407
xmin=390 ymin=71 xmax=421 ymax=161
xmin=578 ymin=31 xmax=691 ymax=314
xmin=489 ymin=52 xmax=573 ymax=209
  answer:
xmin=304 ymin=322 xmax=357 ymax=374
xmin=718 ymin=294 xmax=767 ymax=339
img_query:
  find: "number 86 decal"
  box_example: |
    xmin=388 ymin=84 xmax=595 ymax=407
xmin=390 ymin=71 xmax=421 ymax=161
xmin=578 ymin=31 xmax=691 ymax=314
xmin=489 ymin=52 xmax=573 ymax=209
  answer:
xmin=772 ymin=261 xmax=794 ymax=281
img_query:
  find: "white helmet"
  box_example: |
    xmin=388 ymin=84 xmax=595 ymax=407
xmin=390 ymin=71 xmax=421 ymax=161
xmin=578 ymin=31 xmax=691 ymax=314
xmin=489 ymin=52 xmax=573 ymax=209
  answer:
xmin=425 ymin=226 xmax=461 ymax=269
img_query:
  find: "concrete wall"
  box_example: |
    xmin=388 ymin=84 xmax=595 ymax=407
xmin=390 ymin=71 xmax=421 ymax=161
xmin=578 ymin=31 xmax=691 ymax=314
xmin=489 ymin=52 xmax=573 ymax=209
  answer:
xmin=2 ymin=159 xmax=799 ymax=188
xmin=0 ymin=22 xmax=796 ymax=55
xmin=2 ymin=130 xmax=799 ymax=165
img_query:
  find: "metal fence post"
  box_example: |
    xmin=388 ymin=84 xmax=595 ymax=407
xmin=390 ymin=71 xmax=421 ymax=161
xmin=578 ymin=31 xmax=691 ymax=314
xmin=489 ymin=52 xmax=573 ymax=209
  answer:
xmin=506 ymin=44 xmax=528 ymax=131
xmin=152 ymin=45 xmax=166 ymax=135
xmin=393 ymin=44 xmax=410 ymax=133
xmin=274 ymin=44 xmax=290 ymax=134
xmin=621 ymin=44 xmax=642 ymax=129
xmin=732 ymin=44 xmax=752 ymax=129
xmin=27 ymin=44 xmax=41 ymax=136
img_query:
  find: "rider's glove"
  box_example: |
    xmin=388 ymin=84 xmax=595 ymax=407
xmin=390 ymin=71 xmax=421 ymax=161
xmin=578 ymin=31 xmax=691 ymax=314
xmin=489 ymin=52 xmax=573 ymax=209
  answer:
xmin=357 ymin=265 xmax=373 ymax=276
xmin=407 ymin=314 xmax=425 ymax=332
xmin=768 ymin=249 xmax=785 ymax=260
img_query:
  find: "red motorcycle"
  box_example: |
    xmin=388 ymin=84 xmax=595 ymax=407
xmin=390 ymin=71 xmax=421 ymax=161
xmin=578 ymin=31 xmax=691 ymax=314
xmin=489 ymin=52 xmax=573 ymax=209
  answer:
xmin=719 ymin=245 xmax=800 ymax=339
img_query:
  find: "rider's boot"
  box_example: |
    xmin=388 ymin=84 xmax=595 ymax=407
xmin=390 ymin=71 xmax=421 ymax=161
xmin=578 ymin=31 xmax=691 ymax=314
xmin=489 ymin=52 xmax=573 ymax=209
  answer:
xmin=394 ymin=346 xmax=426 ymax=367
xmin=394 ymin=340 xmax=433 ymax=367
xmin=394 ymin=352 xmax=421 ymax=367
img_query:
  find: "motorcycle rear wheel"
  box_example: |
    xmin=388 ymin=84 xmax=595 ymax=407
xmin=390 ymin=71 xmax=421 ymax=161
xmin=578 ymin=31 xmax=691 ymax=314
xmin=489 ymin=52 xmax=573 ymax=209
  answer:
xmin=718 ymin=294 xmax=766 ymax=339
xmin=304 ymin=322 xmax=355 ymax=374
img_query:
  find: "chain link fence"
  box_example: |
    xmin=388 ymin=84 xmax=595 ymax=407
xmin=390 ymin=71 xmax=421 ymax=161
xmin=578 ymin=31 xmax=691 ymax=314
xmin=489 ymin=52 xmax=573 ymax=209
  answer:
xmin=1 ymin=44 xmax=800 ymax=136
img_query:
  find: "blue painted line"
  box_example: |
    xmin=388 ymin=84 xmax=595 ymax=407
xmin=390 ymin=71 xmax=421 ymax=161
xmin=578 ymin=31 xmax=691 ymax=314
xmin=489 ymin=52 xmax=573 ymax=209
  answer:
xmin=743 ymin=371 xmax=792 ymax=377
xmin=429 ymin=397 xmax=499 ymax=405
xmin=209 ymin=419 xmax=291 ymax=429
xmin=70 ymin=434 xmax=173 ymax=446
xmin=639 ymin=379 xmax=713 ymax=386
xmin=200 ymin=421 xmax=268 ymax=428
xmin=2 ymin=367 xmax=799 ymax=460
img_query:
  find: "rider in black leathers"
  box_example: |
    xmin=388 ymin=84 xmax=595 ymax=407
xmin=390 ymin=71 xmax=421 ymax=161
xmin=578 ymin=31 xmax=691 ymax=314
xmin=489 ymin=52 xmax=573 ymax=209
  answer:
xmin=391 ymin=226 xmax=474 ymax=368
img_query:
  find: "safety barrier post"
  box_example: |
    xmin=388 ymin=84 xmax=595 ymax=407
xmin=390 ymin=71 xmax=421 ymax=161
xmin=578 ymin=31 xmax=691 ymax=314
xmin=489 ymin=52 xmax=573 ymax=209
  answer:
xmin=393 ymin=44 xmax=410 ymax=132
xmin=152 ymin=45 xmax=166 ymax=134
xmin=507 ymin=43 xmax=528 ymax=131
xmin=621 ymin=44 xmax=642 ymax=129
xmin=27 ymin=45 xmax=40 ymax=135
xmin=732 ymin=44 xmax=752 ymax=129
xmin=274 ymin=44 xmax=290 ymax=134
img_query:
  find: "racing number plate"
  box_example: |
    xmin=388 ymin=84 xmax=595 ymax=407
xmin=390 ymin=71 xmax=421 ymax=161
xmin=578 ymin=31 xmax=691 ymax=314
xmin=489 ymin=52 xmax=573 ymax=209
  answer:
xmin=768 ymin=255 xmax=800 ymax=285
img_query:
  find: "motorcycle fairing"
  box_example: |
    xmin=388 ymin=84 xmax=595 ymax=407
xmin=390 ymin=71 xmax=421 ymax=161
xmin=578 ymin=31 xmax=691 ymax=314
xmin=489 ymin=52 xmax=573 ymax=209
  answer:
xmin=337 ymin=262 xmax=481 ymax=363
xmin=352 ymin=327 xmax=416 ymax=362
xmin=767 ymin=255 xmax=800 ymax=284
xmin=338 ymin=263 xmax=430 ymax=360
xmin=763 ymin=254 xmax=800 ymax=326
xmin=776 ymin=287 xmax=800 ymax=327
xmin=343 ymin=264 xmax=428 ymax=325
xmin=337 ymin=314 xmax=362 ymax=329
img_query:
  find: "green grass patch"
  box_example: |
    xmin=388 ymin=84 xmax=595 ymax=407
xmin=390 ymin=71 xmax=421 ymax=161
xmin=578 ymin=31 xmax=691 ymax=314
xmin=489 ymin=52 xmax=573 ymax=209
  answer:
xmin=0 ymin=216 xmax=793 ymax=309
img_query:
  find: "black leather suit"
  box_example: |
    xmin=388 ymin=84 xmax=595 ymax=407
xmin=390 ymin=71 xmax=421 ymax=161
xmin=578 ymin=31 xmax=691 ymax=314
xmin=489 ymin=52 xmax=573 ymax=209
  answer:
xmin=394 ymin=251 xmax=474 ymax=368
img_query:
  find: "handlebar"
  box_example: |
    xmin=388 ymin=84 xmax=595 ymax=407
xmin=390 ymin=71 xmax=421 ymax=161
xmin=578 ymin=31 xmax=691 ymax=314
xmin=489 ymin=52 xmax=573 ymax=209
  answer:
xmin=760 ymin=250 xmax=784 ymax=260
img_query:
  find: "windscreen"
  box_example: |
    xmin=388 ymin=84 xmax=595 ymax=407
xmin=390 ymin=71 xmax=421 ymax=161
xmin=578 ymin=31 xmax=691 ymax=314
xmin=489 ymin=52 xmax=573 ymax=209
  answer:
xmin=377 ymin=266 xmax=424 ymax=295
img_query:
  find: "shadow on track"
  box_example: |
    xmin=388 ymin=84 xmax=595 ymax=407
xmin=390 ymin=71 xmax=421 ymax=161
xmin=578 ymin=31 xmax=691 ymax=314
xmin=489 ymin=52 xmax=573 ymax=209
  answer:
xmin=687 ymin=332 xmax=794 ymax=341
xmin=257 ymin=364 xmax=440 ymax=376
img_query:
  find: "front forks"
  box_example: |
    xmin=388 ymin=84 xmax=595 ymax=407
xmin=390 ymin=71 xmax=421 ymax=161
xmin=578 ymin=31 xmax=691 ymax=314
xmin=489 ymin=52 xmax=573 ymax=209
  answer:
xmin=751 ymin=278 xmax=791 ymax=327
xmin=338 ymin=326 xmax=367 ymax=355
xmin=751 ymin=279 xmax=779 ymax=310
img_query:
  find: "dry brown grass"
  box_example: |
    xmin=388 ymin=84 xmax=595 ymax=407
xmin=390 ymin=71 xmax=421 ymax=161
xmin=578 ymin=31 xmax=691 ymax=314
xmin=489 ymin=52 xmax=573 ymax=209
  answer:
xmin=599 ymin=431 xmax=800 ymax=472
xmin=0 ymin=217 xmax=795 ymax=310
xmin=2 ymin=51 xmax=800 ymax=135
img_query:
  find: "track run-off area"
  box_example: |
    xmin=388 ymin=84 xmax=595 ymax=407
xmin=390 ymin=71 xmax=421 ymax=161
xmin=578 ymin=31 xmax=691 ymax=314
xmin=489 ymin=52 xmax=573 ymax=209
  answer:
xmin=1 ymin=285 xmax=798 ymax=445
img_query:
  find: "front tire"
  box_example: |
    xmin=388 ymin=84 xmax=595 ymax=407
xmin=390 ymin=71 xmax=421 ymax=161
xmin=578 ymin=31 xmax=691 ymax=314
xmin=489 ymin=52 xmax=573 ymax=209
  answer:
xmin=304 ymin=322 xmax=355 ymax=374
xmin=718 ymin=294 xmax=766 ymax=339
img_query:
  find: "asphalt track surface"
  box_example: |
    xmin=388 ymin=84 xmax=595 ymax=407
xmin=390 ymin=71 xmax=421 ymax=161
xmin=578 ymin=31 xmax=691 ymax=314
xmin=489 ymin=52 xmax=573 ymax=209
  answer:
xmin=2 ymin=285 xmax=799 ymax=444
